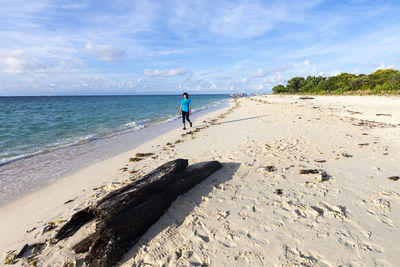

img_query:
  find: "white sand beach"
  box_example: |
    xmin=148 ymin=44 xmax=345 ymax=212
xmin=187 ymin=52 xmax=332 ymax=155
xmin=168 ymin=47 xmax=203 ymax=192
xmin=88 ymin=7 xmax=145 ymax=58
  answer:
xmin=1 ymin=95 xmax=400 ymax=266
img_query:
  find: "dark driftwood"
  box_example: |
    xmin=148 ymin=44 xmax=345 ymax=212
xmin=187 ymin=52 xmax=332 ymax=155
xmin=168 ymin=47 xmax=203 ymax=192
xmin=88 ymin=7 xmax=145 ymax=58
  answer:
xmin=55 ymin=159 xmax=222 ymax=267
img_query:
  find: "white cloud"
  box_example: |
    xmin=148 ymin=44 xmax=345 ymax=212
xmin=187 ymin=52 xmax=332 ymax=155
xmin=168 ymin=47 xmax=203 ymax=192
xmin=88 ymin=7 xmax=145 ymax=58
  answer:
xmin=376 ymin=62 xmax=396 ymax=70
xmin=83 ymin=42 xmax=126 ymax=62
xmin=197 ymin=71 xmax=209 ymax=76
xmin=322 ymin=70 xmax=342 ymax=77
xmin=269 ymin=72 xmax=282 ymax=83
xmin=216 ymin=74 xmax=231 ymax=80
xmin=168 ymin=0 xmax=321 ymax=39
xmin=58 ymin=57 xmax=85 ymax=69
xmin=144 ymin=68 xmax=188 ymax=77
xmin=93 ymin=75 xmax=102 ymax=81
xmin=0 ymin=50 xmax=46 ymax=74
xmin=282 ymin=24 xmax=400 ymax=70
xmin=249 ymin=61 xmax=311 ymax=79
xmin=268 ymin=60 xmax=311 ymax=73
xmin=251 ymin=68 xmax=268 ymax=78
xmin=0 ymin=0 xmax=399 ymax=95
xmin=209 ymin=81 xmax=218 ymax=89
xmin=310 ymin=66 xmax=319 ymax=76
xmin=191 ymin=84 xmax=202 ymax=91
xmin=153 ymin=49 xmax=184 ymax=56
xmin=235 ymin=59 xmax=250 ymax=71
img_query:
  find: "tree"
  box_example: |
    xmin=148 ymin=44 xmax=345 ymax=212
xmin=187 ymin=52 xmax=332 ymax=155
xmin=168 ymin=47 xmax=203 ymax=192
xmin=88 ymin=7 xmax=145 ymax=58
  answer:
xmin=272 ymin=69 xmax=400 ymax=95
xmin=272 ymin=84 xmax=287 ymax=93
xmin=302 ymin=76 xmax=325 ymax=92
xmin=286 ymin=77 xmax=305 ymax=93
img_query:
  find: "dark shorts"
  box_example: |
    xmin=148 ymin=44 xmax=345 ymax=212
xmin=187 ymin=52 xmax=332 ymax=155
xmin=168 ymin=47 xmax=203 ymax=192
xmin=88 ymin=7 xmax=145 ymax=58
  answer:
xmin=182 ymin=111 xmax=191 ymax=123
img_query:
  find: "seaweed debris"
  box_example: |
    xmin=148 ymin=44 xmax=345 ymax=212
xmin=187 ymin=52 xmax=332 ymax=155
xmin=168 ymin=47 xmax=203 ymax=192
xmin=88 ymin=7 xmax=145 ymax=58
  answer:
xmin=43 ymin=220 xmax=67 ymax=233
xmin=265 ymin=165 xmax=276 ymax=172
xmin=129 ymin=152 xmax=155 ymax=162
xmin=135 ymin=153 xmax=154 ymax=157
xmin=300 ymin=169 xmax=319 ymax=174
xmin=358 ymin=143 xmax=369 ymax=146
xmin=64 ymin=197 xmax=77 ymax=204
xmin=342 ymin=152 xmax=353 ymax=158
xmin=275 ymin=189 xmax=283 ymax=195
xmin=4 ymin=243 xmax=46 ymax=266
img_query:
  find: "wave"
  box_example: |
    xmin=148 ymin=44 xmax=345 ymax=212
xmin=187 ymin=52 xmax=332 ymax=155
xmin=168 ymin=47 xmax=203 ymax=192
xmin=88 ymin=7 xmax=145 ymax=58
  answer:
xmin=0 ymin=98 xmax=228 ymax=167
xmin=150 ymin=99 xmax=227 ymax=126
xmin=0 ymin=134 xmax=101 ymax=166
xmin=0 ymin=119 xmax=151 ymax=167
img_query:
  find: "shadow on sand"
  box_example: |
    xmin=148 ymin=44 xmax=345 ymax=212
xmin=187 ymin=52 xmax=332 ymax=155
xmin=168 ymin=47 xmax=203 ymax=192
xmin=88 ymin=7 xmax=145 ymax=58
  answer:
xmin=117 ymin=162 xmax=240 ymax=266
xmin=192 ymin=115 xmax=268 ymax=129
xmin=215 ymin=115 xmax=268 ymax=125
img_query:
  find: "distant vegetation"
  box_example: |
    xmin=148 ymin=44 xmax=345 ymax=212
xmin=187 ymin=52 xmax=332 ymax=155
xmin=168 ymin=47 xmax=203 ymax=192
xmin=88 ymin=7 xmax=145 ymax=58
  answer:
xmin=272 ymin=69 xmax=400 ymax=95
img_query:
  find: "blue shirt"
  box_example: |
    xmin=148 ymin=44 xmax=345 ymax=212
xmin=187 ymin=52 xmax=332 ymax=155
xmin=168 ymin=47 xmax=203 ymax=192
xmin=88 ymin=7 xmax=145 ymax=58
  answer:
xmin=181 ymin=99 xmax=191 ymax=112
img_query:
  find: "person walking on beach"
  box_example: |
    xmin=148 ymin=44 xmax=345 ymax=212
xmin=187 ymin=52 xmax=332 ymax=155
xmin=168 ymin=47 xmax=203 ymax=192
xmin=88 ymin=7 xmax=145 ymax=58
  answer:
xmin=179 ymin=92 xmax=192 ymax=130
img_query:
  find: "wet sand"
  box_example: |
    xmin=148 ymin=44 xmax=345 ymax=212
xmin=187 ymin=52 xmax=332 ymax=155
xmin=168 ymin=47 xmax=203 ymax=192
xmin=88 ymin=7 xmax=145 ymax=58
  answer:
xmin=1 ymin=95 xmax=400 ymax=266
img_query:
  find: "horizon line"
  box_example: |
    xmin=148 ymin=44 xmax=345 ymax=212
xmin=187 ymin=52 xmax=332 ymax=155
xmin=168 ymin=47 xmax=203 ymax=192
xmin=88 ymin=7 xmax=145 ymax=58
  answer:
xmin=0 ymin=93 xmax=240 ymax=97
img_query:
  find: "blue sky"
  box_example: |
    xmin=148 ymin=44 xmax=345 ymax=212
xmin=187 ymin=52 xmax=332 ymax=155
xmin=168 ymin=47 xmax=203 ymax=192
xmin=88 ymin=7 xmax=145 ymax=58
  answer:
xmin=1 ymin=0 xmax=400 ymax=95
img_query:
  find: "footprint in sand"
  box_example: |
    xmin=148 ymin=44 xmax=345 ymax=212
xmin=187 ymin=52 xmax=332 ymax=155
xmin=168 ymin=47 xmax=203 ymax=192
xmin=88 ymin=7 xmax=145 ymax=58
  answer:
xmin=175 ymin=247 xmax=192 ymax=260
xmin=380 ymin=215 xmax=396 ymax=228
xmin=238 ymin=212 xmax=249 ymax=221
xmin=310 ymin=206 xmax=324 ymax=216
xmin=282 ymin=245 xmax=320 ymax=267
xmin=293 ymin=209 xmax=308 ymax=218
xmin=216 ymin=210 xmax=230 ymax=221
xmin=149 ymin=243 xmax=171 ymax=263
xmin=337 ymin=236 xmax=385 ymax=254
xmin=194 ymin=230 xmax=210 ymax=243
xmin=369 ymin=191 xmax=398 ymax=213
xmin=321 ymin=203 xmax=348 ymax=220
xmin=290 ymin=203 xmax=347 ymax=221
xmin=225 ymin=230 xmax=239 ymax=243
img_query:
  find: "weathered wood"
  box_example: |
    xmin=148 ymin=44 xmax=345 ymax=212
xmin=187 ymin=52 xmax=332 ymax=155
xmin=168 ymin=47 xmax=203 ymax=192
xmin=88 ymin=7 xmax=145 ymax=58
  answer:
xmin=54 ymin=207 xmax=94 ymax=240
xmin=55 ymin=159 xmax=188 ymax=241
xmin=56 ymin=159 xmax=222 ymax=267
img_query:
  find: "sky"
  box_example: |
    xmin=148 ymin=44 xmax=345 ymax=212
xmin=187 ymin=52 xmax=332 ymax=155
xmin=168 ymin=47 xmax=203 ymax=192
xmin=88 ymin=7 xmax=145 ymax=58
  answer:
xmin=0 ymin=0 xmax=400 ymax=95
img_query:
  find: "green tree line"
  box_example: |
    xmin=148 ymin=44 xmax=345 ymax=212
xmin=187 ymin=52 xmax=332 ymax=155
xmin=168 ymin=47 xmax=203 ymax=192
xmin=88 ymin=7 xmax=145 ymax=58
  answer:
xmin=272 ymin=69 xmax=400 ymax=94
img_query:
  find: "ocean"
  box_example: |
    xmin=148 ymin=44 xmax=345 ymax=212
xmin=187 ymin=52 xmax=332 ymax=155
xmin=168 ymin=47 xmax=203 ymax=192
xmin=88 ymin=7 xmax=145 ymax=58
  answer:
xmin=0 ymin=94 xmax=229 ymax=206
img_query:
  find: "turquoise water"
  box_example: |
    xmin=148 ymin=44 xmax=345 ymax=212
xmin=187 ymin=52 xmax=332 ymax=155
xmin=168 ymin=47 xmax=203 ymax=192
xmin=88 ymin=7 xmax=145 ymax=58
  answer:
xmin=0 ymin=94 xmax=229 ymax=206
xmin=0 ymin=95 xmax=227 ymax=165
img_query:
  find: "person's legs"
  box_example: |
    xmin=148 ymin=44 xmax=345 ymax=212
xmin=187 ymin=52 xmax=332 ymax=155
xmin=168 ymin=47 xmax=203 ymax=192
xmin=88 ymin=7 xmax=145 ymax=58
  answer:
xmin=187 ymin=114 xmax=192 ymax=127
xmin=182 ymin=111 xmax=187 ymax=130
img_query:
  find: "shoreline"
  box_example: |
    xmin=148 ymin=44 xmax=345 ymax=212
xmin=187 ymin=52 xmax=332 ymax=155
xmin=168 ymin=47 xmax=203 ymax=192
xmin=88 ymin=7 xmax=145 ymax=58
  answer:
xmin=2 ymin=95 xmax=400 ymax=266
xmin=0 ymin=98 xmax=230 ymax=208
xmin=272 ymin=92 xmax=400 ymax=97
xmin=0 ymin=97 xmax=227 ymax=167
xmin=0 ymin=100 xmax=235 ymax=257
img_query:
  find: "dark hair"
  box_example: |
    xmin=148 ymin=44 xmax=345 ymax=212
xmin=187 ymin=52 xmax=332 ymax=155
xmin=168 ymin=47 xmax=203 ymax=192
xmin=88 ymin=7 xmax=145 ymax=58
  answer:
xmin=183 ymin=92 xmax=189 ymax=98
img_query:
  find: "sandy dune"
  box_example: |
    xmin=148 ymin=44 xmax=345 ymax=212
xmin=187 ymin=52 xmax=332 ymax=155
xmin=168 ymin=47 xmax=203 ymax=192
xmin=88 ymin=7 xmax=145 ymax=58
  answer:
xmin=1 ymin=95 xmax=400 ymax=266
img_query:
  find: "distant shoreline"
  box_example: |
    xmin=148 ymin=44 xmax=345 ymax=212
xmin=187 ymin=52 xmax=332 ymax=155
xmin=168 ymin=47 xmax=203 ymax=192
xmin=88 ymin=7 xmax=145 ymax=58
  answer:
xmin=1 ymin=95 xmax=399 ymax=266
xmin=0 ymin=96 xmax=230 ymax=207
xmin=0 ymin=93 xmax=230 ymax=97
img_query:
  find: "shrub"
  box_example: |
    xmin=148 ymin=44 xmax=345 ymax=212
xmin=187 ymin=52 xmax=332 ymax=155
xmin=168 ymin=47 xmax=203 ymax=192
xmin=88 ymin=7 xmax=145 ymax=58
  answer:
xmin=272 ymin=84 xmax=287 ymax=93
xmin=272 ymin=69 xmax=400 ymax=95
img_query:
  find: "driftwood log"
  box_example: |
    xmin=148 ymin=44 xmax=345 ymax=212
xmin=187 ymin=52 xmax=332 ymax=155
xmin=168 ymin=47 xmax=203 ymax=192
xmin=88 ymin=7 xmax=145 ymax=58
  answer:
xmin=55 ymin=159 xmax=222 ymax=267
